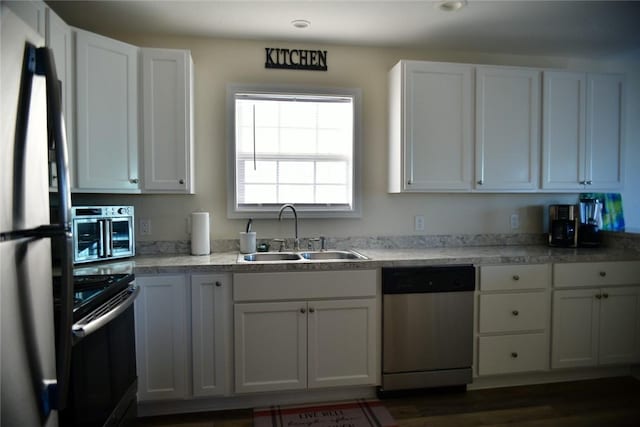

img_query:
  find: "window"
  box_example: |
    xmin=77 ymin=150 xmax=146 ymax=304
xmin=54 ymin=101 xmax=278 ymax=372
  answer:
xmin=227 ymin=84 xmax=361 ymax=218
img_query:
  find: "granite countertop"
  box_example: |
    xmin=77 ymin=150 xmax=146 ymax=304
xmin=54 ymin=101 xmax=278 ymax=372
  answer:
xmin=131 ymin=245 xmax=640 ymax=275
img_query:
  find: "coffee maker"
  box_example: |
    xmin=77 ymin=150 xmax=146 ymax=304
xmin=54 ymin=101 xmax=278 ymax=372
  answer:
xmin=548 ymin=204 xmax=579 ymax=247
xmin=578 ymin=197 xmax=603 ymax=247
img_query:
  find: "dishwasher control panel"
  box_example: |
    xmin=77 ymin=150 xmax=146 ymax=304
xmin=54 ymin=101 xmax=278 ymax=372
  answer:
xmin=382 ymin=265 xmax=475 ymax=294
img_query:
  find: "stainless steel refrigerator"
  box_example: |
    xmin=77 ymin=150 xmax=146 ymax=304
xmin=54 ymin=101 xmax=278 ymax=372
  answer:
xmin=1 ymin=5 xmax=74 ymax=426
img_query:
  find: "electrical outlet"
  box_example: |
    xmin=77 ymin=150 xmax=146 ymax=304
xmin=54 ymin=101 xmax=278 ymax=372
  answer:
xmin=510 ymin=213 xmax=520 ymax=230
xmin=140 ymin=219 xmax=151 ymax=236
xmin=414 ymin=215 xmax=425 ymax=231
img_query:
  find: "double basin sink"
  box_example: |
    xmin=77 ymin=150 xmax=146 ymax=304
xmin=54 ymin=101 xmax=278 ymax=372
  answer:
xmin=239 ymin=249 xmax=368 ymax=263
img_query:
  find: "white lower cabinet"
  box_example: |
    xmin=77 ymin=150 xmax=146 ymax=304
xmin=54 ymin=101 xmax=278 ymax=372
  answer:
xmin=551 ymin=287 xmax=640 ymax=369
xmin=135 ymin=274 xmax=188 ymax=401
xmin=135 ymin=273 xmax=230 ymax=401
xmin=477 ymin=264 xmax=551 ymax=376
xmin=233 ymin=270 xmax=379 ymax=394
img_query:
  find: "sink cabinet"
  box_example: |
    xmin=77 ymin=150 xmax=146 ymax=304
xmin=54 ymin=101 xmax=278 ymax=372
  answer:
xmin=233 ymin=270 xmax=379 ymax=394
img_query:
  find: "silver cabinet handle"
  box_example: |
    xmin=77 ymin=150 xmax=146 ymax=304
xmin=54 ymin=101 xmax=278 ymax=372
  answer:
xmin=215 ymin=281 xmax=222 ymax=287
xmin=512 ymin=275 xmax=520 ymax=281
xmin=130 ymin=178 xmax=139 ymax=184
xmin=477 ymin=180 xmax=484 ymax=185
xmin=596 ymin=294 xmax=602 ymax=299
xmin=512 ymin=310 xmax=519 ymax=316
xmin=407 ymin=179 xmax=412 ymax=185
xmin=300 ymin=308 xmax=306 ymax=314
xmin=309 ymin=307 xmax=315 ymax=313
xmin=602 ymin=293 xmax=609 ymax=299
xmin=599 ymin=271 xmax=607 ymax=277
xmin=179 ymin=179 xmax=185 ymax=184
xmin=586 ymin=180 xmax=593 ymax=185
xmin=511 ymin=352 xmax=518 ymax=358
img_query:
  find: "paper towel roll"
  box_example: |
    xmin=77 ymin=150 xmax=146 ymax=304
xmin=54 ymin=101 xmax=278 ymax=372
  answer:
xmin=191 ymin=212 xmax=210 ymax=255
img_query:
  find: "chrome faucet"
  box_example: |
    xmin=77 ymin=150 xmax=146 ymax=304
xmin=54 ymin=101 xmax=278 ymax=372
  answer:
xmin=278 ymin=204 xmax=300 ymax=251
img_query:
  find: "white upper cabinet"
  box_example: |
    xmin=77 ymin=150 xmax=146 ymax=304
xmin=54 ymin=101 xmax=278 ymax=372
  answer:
xmin=585 ymin=73 xmax=624 ymax=190
xmin=141 ymin=48 xmax=195 ymax=193
xmin=475 ymin=66 xmax=541 ymax=191
xmin=542 ymin=71 xmax=624 ymax=191
xmin=542 ymin=71 xmax=586 ymax=191
xmin=45 ymin=7 xmax=74 ymax=188
xmin=75 ymin=29 xmax=140 ymax=192
xmin=388 ymin=61 xmax=473 ymax=192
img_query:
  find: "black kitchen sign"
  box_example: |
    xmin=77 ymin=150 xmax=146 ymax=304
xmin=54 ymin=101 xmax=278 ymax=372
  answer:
xmin=265 ymin=47 xmax=327 ymax=71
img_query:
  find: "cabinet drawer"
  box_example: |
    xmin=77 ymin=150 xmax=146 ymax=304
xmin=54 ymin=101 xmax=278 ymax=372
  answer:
xmin=554 ymin=261 xmax=640 ymax=288
xmin=480 ymin=264 xmax=550 ymax=291
xmin=233 ymin=270 xmax=378 ymax=301
xmin=478 ymin=333 xmax=549 ymax=376
xmin=479 ymin=292 xmax=548 ymax=333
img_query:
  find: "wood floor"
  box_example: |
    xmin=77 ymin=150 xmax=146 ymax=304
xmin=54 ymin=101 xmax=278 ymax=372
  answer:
xmin=136 ymin=376 xmax=640 ymax=427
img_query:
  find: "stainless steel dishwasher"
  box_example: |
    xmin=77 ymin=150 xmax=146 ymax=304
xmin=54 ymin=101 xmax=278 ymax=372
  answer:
xmin=381 ymin=265 xmax=475 ymax=392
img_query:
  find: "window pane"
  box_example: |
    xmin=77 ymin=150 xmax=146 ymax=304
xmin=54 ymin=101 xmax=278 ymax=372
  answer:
xmin=316 ymin=162 xmax=348 ymax=184
xmin=280 ymin=128 xmax=316 ymax=154
xmin=280 ymin=102 xmax=317 ymax=128
xmin=279 ymin=185 xmax=315 ymax=203
xmin=279 ymin=162 xmax=314 ymax=184
xmin=316 ymin=185 xmax=349 ymax=204
xmin=243 ymin=184 xmax=277 ymax=204
xmin=317 ymin=129 xmax=351 ymax=155
xmin=243 ymin=161 xmax=277 ymax=183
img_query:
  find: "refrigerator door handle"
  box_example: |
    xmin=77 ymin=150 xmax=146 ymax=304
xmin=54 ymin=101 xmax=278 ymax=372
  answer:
xmin=35 ymin=45 xmax=74 ymax=412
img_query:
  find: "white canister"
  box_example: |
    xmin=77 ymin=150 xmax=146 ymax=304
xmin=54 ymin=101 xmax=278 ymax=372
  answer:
xmin=191 ymin=212 xmax=210 ymax=255
xmin=239 ymin=232 xmax=256 ymax=254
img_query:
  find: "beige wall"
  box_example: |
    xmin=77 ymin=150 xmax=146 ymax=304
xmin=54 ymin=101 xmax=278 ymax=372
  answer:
xmin=72 ymin=34 xmax=640 ymax=241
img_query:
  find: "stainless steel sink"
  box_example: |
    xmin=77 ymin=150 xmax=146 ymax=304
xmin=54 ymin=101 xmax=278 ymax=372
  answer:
xmin=239 ymin=249 xmax=368 ymax=262
xmin=242 ymin=252 xmax=302 ymax=262
xmin=300 ymin=250 xmax=368 ymax=261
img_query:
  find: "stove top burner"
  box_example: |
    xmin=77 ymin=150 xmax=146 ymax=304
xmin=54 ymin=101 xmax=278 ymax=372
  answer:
xmin=54 ymin=273 xmax=135 ymax=322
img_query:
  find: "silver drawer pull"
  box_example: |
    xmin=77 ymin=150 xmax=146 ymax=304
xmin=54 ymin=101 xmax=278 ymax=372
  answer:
xmin=595 ymin=294 xmax=602 ymax=299
xmin=309 ymin=307 xmax=315 ymax=313
xmin=300 ymin=308 xmax=306 ymax=314
xmin=215 ymin=281 xmax=222 ymax=287
xmin=599 ymin=271 xmax=606 ymax=277
xmin=511 ymin=352 xmax=518 ymax=358
xmin=602 ymin=293 xmax=609 ymax=299
xmin=512 ymin=275 xmax=520 ymax=281
xmin=179 ymin=179 xmax=185 ymax=184
xmin=512 ymin=310 xmax=519 ymax=316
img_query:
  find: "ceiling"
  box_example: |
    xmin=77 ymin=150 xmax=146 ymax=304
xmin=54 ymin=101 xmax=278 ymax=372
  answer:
xmin=46 ymin=0 xmax=640 ymax=59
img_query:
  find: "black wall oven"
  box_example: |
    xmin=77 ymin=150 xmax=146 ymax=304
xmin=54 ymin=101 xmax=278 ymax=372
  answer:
xmin=54 ymin=273 xmax=139 ymax=426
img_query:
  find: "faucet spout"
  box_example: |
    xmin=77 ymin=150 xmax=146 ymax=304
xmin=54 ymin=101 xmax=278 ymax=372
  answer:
xmin=278 ymin=204 xmax=299 ymax=251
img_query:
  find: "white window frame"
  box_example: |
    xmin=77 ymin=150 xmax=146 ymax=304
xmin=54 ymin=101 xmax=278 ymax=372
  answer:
xmin=226 ymin=83 xmax=362 ymax=219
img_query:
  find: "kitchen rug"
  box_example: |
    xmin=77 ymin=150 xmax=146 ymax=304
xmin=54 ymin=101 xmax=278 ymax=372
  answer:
xmin=254 ymin=399 xmax=397 ymax=427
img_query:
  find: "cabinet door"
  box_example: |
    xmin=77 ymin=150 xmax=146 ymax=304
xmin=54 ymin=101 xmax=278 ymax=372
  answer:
xmin=75 ymin=29 xmax=140 ymax=192
xmin=598 ymin=287 xmax=640 ymax=365
xmin=135 ymin=274 xmax=188 ymax=401
xmin=475 ymin=66 xmax=541 ymax=191
xmin=234 ymin=301 xmax=307 ymax=393
xmin=191 ymin=274 xmax=230 ymax=397
xmin=399 ymin=61 xmax=473 ymax=191
xmin=45 ymin=7 xmax=74 ymax=188
xmin=551 ymin=289 xmax=600 ymax=369
xmin=585 ymin=73 xmax=624 ymax=190
xmin=307 ymin=299 xmax=377 ymax=388
xmin=141 ymin=48 xmax=194 ymax=193
xmin=541 ymin=71 xmax=587 ymax=190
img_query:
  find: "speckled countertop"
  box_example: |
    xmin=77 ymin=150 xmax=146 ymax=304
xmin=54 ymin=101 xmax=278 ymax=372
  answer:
xmin=129 ymin=245 xmax=640 ymax=275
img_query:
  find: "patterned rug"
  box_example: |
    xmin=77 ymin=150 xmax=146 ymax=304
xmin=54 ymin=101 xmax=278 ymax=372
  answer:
xmin=253 ymin=399 xmax=397 ymax=427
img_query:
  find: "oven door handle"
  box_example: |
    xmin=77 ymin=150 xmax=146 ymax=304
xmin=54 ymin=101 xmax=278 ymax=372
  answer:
xmin=72 ymin=285 xmax=140 ymax=343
